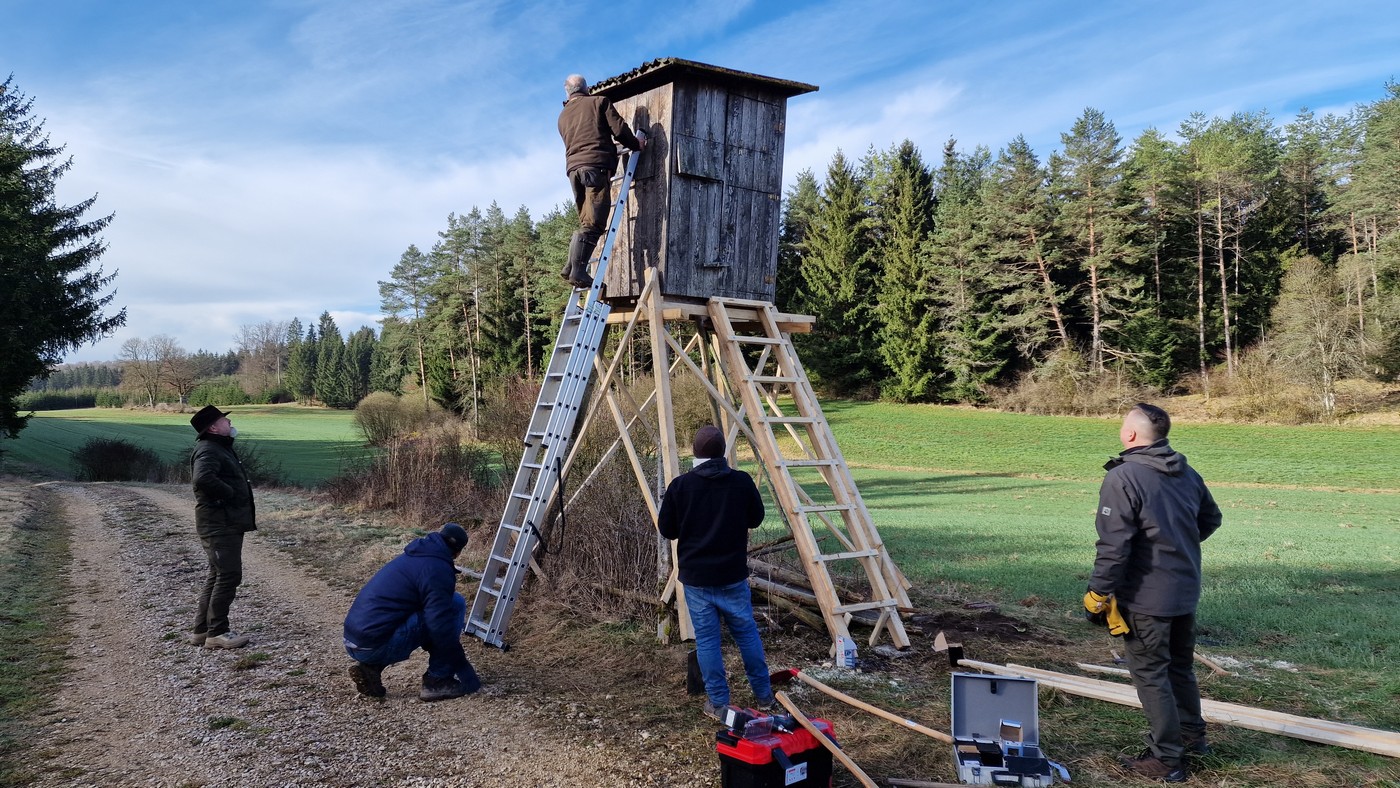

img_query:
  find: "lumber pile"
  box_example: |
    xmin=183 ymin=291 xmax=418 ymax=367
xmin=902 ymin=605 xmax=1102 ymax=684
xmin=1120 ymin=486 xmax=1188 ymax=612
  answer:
xmin=958 ymin=659 xmax=1400 ymax=759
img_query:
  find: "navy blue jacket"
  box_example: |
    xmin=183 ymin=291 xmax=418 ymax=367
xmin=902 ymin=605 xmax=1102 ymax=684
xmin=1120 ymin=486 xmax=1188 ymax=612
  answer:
xmin=343 ymin=532 xmax=467 ymax=671
xmin=657 ymin=457 xmax=765 ymax=587
xmin=1090 ymin=440 xmax=1223 ymax=616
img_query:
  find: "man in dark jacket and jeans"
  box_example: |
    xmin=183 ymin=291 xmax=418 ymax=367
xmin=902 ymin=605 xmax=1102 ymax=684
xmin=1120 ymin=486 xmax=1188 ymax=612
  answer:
xmin=557 ymin=73 xmax=645 ymax=289
xmin=657 ymin=425 xmax=775 ymax=719
xmin=188 ymin=405 xmax=256 ymax=649
xmin=1086 ymin=403 xmax=1222 ymax=782
xmin=343 ymin=523 xmax=481 ymax=702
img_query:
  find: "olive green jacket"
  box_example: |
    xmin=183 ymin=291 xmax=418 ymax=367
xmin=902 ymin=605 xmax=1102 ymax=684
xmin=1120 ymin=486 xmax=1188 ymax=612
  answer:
xmin=192 ymin=434 xmax=256 ymax=537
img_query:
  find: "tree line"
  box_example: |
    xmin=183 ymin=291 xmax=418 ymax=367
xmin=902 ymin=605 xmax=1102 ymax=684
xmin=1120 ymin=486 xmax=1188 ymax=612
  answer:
xmin=14 ymin=78 xmax=1399 ymax=429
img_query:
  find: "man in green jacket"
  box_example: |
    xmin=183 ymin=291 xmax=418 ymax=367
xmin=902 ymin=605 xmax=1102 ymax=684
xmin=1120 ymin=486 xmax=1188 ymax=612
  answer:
xmin=188 ymin=405 xmax=256 ymax=649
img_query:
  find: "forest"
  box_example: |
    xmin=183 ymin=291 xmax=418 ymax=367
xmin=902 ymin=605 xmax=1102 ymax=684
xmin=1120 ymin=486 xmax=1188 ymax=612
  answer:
xmin=34 ymin=83 xmax=1400 ymax=422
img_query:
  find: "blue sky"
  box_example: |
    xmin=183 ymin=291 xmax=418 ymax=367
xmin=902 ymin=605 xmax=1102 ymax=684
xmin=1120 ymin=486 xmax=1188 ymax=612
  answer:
xmin=7 ymin=0 xmax=1398 ymax=363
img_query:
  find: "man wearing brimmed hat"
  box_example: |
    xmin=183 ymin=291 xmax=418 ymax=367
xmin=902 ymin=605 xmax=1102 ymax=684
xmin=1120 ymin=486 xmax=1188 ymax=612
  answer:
xmin=657 ymin=425 xmax=776 ymax=720
xmin=342 ymin=523 xmax=482 ymax=702
xmin=187 ymin=404 xmax=256 ymax=649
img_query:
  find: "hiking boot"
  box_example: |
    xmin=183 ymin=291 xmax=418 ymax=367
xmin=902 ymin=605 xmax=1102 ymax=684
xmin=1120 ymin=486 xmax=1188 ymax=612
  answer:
xmin=186 ymin=631 xmax=207 ymax=646
xmin=1120 ymin=750 xmax=1187 ymax=782
xmin=419 ymin=674 xmax=477 ymax=702
xmin=702 ymin=700 xmax=724 ymax=722
xmin=755 ymin=697 xmax=780 ymax=715
xmin=349 ymin=663 xmax=386 ymax=699
xmin=1184 ymin=734 xmax=1212 ymax=756
xmin=203 ymin=631 xmax=251 ymax=649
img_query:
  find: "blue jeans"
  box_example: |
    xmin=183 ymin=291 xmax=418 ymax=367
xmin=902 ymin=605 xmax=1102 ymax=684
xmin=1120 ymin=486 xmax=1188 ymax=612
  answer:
xmin=685 ymin=580 xmax=774 ymax=707
xmin=344 ymin=592 xmax=468 ymax=681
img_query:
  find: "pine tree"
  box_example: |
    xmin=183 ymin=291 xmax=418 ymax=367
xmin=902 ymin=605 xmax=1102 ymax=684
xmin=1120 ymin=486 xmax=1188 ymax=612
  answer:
xmin=868 ymin=141 xmax=940 ymax=401
xmin=794 ymin=151 xmax=883 ymax=395
xmin=926 ymin=141 xmax=1008 ymax=401
xmin=378 ymin=244 xmax=436 ymax=404
xmin=1 ymin=77 xmax=126 ymax=437
xmin=1051 ymin=108 xmax=1143 ymax=373
xmin=982 ymin=136 xmax=1071 ymax=364
xmin=313 ymin=312 xmax=356 ymax=408
xmin=345 ymin=326 xmax=376 ymax=402
xmin=776 ymin=170 xmax=821 ymax=312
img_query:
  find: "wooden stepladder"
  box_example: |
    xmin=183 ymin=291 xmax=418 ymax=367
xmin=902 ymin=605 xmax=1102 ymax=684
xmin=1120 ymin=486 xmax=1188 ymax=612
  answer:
xmin=707 ymin=297 xmax=913 ymax=649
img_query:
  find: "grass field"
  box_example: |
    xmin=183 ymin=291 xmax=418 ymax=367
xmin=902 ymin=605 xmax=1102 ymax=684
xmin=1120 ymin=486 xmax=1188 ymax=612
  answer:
xmin=3 ymin=399 xmax=1398 ymax=782
xmin=0 ymin=405 xmax=364 ymax=487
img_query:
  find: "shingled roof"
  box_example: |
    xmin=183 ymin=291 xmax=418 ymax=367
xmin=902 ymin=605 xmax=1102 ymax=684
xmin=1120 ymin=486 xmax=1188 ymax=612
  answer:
xmin=590 ymin=58 xmax=818 ymax=101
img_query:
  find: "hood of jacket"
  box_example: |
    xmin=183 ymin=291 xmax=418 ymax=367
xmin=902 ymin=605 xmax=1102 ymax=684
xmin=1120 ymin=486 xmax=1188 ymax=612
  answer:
xmin=403 ymin=532 xmax=456 ymax=563
xmin=692 ymin=457 xmax=733 ymax=480
xmin=1105 ymin=439 xmax=1184 ymax=476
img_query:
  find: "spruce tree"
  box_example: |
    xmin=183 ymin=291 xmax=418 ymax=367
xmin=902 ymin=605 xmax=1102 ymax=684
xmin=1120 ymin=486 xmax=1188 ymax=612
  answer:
xmin=1 ymin=77 xmax=126 ymax=437
xmin=869 ymin=141 xmax=940 ymax=401
xmin=776 ymin=170 xmax=821 ymax=312
xmin=794 ymin=151 xmax=883 ymax=395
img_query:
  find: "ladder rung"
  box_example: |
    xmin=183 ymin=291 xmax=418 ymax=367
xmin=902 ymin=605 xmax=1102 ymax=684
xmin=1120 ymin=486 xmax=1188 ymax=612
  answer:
xmin=749 ymin=374 xmax=800 ymax=384
xmin=833 ymin=599 xmax=898 ymax=615
xmin=762 ymin=416 xmax=815 ymax=425
xmin=813 ymin=548 xmax=879 ymax=561
xmin=780 ymin=459 xmax=838 ymax=468
xmin=510 ymin=492 xmax=532 ymax=501
xmin=795 ymin=503 xmax=856 ymax=514
xmin=734 ymin=336 xmax=785 ymax=345
xmin=479 ymin=586 xmax=501 ymax=599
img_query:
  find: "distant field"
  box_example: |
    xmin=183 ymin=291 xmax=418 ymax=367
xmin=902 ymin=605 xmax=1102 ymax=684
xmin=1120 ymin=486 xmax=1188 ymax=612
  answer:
xmin=0 ymin=405 xmax=365 ymax=487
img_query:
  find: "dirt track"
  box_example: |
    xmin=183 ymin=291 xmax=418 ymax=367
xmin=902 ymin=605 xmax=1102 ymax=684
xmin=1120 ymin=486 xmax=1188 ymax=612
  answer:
xmin=21 ymin=481 xmax=707 ymax=787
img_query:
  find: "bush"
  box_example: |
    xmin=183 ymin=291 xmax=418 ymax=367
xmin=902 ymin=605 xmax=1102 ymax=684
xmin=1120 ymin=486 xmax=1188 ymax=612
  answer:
xmin=256 ymin=387 xmax=295 ymax=404
xmin=72 ymin=438 xmax=166 ymax=482
xmin=94 ymin=390 xmax=126 ymax=408
xmin=323 ymin=422 xmax=496 ymax=531
xmin=994 ymin=350 xmax=1151 ymax=417
xmin=166 ymin=439 xmax=287 ymax=487
xmin=353 ymin=391 xmax=450 ymax=446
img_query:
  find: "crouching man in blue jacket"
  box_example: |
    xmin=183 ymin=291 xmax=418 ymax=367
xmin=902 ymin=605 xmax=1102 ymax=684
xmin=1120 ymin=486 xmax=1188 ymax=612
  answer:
xmin=343 ymin=523 xmax=482 ymax=701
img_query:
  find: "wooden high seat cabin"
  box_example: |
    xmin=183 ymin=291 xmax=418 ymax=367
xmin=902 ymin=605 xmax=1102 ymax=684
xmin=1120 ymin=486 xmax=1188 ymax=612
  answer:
xmin=589 ymin=59 xmax=817 ymax=305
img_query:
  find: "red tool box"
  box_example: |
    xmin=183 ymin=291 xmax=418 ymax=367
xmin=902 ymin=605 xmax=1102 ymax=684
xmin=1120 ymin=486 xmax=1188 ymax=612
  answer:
xmin=715 ymin=717 xmax=835 ymax=787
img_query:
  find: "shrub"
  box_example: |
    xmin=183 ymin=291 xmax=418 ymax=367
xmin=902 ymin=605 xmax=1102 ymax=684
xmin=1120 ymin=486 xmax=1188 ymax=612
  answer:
xmin=15 ymin=390 xmax=99 ymax=410
xmin=353 ymin=391 xmax=450 ymax=446
xmin=72 ymin=438 xmax=165 ymax=482
xmin=994 ymin=350 xmax=1151 ymax=416
xmin=93 ymin=390 xmax=126 ymax=408
xmin=323 ymin=422 xmax=496 ymax=531
xmin=166 ymin=440 xmax=287 ymax=488
xmin=256 ymin=387 xmax=295 ymax=404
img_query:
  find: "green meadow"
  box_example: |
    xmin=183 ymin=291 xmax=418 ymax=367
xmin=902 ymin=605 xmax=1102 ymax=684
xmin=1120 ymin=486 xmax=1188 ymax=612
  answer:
xmin=6 ymin=402 xmax=1398 ymax=687
xmin=0 ymin=405 xmax=364 ymax=487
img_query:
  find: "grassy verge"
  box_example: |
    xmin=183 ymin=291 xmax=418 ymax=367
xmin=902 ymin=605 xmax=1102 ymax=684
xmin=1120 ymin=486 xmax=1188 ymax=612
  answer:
xmin=0 ymin=481 xmax=72 ymax=787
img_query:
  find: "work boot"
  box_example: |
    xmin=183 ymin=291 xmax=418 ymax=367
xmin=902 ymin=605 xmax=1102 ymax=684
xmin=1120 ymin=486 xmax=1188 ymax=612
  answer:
xmin=567 ymin=265 xmax=593 ymax=289
xmin=203 ymin=631 xmax=251 ymax=649
xmin=1120 ymin=750 xmax=1187 ymax=782
xmin=1183 ymin=734 xmax=1211 ymax=756
xmin=349 ymin=663 xmax=386 ymax=699
xmin=419 ymin=673 xmax=477 ymax=702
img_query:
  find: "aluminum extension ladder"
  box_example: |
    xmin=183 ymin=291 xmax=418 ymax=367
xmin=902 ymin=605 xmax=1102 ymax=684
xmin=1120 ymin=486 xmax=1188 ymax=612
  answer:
xmin=466 ymin=149 xmax=640 ymax=648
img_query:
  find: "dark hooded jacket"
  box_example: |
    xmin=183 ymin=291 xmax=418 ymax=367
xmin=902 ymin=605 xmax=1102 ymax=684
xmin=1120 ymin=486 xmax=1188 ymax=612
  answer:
xmin=191 ymin=433 xmax=256 ymax=537
xmin=558 ymin=93 xmax=641 ymax=175
xmin=1090 ymin=439 xmax=1223 ymax=616
xmin=343 ymin=532 xmax=468 ymax=672
xmin=657 ymin=457 xmax=765 ymax=587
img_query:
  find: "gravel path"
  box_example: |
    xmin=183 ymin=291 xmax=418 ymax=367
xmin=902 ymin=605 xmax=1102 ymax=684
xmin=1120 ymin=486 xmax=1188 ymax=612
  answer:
xmin=26 ymin=482 xmax=708 ymax=787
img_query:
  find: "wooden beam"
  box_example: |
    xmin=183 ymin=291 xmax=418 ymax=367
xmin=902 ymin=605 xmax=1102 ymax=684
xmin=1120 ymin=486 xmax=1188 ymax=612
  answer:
xmin=958 ymin=660 xmax=1400 ymax=758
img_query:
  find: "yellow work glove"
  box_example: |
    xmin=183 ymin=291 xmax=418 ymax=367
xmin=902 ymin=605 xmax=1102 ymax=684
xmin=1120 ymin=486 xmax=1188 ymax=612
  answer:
xmin=1083 ymin=589 xmax=1130 ymax=636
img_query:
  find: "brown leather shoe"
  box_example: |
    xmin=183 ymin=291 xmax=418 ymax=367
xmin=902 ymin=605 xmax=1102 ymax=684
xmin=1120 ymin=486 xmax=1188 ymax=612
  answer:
xmin=1121 ymin=750 xmax=1187 ymax=782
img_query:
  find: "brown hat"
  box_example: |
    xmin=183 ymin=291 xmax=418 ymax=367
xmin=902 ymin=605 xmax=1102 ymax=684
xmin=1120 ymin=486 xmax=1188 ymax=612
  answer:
xmin=190 ymin=405 xmax=229 ymax=434
xmin=692 ymin=425 xmax=725 ymax=459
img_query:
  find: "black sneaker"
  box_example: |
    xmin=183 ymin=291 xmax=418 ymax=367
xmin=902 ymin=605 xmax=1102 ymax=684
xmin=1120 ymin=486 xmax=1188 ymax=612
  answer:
xmin=419 ymin=674 xmax=477 ymax=702
xmin=1121 ymin=750 xmax=1188 ymax=782
xmin=349 ymin=663 xmax=386 ymax=699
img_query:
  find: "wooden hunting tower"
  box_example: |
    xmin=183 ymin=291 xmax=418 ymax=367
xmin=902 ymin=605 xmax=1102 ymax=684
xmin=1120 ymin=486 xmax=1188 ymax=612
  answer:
xmin=591 ymin=58 xmax=817 ymax=304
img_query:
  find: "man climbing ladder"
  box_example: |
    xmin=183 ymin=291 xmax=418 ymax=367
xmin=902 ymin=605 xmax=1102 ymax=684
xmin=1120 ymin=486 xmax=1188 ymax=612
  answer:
xmin=557 ymin=72 xmax=646 ymax=289
xmin=466 ymin=100 xmax=644 ymax=648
